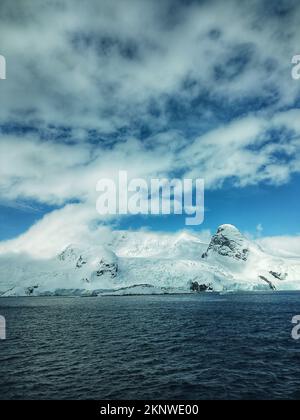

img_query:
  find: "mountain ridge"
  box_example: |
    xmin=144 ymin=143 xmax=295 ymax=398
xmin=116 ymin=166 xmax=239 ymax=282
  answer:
xmin=1 ymin=224 xmax=300 ymax=296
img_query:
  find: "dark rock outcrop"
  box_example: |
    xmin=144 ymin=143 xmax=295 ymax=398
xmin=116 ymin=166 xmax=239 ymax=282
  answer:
xmin=190 ymin=281 xmax=213 ymax=293
xmin=269 ymin=271 xmax=288 ymax=281
xmin=259 ymin=276 xmax=276 ymax=290
xmin=202 ymin=224 xmax=249 ymax=261
xmin=96 ymin=259 xmax=118 ymax=278
xmin=25 ymin=285 xmax=39 ymax=296
xmin=76 ymin=256 xmax=87 ymax=268
xmin=58 ymin=245 xmax=119 ymax=280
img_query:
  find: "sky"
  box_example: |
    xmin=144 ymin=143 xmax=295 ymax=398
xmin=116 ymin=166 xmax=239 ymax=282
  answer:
xmin=0 ymin=0 xmax=300 ymax=257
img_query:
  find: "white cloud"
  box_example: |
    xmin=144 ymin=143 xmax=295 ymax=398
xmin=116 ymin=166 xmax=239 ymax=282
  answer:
xmin=0 ymin=203 xmax=113 ymax=258
xmin=0 ymin=0 xmax=300 ymax=253
xmin=256 ymin=224 xmax=264 ymax=236
xmin=0 ymin=0 xmax=299 ymax=130
xmin=1 ymin=109 xmax=300 ymax=207
xmin=182 ymin=111 xmax=300 ymax=188
xmin=257 ymin=235 xmax=300 ymax=258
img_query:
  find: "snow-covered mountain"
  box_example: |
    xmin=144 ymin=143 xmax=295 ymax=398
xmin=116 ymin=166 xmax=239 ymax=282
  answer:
xmin=1 ymin=224 xmax=300 ymax=296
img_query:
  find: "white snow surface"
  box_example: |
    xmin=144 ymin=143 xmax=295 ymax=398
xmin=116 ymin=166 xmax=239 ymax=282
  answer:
xmin=1 ymin=224 xmax=300 ymax=296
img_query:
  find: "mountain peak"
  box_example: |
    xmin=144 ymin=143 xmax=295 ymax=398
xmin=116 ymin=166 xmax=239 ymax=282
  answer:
xmin=202 ymin=224 xmax=249 ymax=262
xmin=2 ymin=226 xmax=300 ymax=296
xmin=58 ymin=244 xmax=82 ymax=262
xmin=216 ymin=224 xmax=241 ymax=236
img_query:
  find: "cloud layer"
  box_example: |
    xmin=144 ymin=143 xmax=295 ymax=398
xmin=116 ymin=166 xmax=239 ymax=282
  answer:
xmin=0 ymin=0 xmax=300 ymax=255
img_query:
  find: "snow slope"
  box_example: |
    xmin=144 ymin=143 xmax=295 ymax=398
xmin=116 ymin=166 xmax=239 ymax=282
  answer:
xmin=1 ymin=224 xmax=300 ymax=296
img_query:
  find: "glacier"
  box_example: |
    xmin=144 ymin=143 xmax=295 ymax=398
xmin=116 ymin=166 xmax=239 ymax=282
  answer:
xmin=1 ymin=224 xmax=300 ymax=296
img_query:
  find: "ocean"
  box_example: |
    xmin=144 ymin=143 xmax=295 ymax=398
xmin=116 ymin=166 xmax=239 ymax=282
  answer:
xmin=1 ymin=292 xmax=300 ymax=400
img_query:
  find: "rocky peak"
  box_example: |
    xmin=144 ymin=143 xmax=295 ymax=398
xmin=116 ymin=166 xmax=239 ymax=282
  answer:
xmin=58 ymin=245 xmax=81 ymax=263
xmin=202 ymin=224 xmax=249 ymax=261
xmin=58 ymin=244 xmax=119 ymax=280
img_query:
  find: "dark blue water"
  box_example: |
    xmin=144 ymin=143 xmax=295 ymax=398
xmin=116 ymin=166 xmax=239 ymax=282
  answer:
xmin=1 ymin=292 xmax=300 ymax=400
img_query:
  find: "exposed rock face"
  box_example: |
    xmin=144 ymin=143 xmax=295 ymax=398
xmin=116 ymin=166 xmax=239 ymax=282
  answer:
xmin=58 ymin=246 xmax=89 ymax=269
xmin=259 ymin=276 xmax=277 ymax=290
xmin=76 ymin=256 xmax=87 ymax=268
xmin=25 ymin=285 xmax=39 ymax=296
xmin=58 ymin=244 xmax=118 ymax=280
xmin=2 ymin=226 xmax=300 ymax=297
xmin=202 ymin=224 xmax=249 ymax=261
xmin=58 ymin=246 xmax=81 ymax=263
xmin=190 ymin=281 xmax=213 ymax=292
xmin=96 ymin=258 xmax=118 ymax=278
xmin=269 ymin=271 xmax=288 ymax=281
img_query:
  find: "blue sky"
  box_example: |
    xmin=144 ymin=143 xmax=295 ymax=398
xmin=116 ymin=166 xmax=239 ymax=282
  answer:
xmin=0 ymin=0 xmax=300 ymax=254
xmin=1 ymin=174 xmax=299 ymax=241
